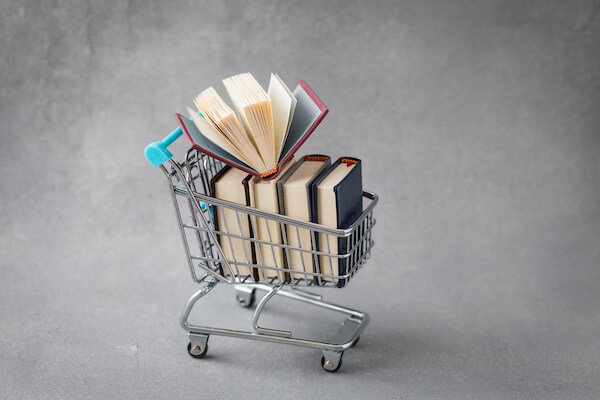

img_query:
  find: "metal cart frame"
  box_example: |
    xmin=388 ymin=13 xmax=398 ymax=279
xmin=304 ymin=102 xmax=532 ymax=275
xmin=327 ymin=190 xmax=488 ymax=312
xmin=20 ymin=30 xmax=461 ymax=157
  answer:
xmin=145 ymin=128 xmax=378 ymax=372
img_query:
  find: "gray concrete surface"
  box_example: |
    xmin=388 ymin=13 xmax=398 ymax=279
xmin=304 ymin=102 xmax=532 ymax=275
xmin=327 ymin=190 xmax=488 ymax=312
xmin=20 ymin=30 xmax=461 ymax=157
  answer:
xmin=1 ymin=0 xmax=600 ymax=398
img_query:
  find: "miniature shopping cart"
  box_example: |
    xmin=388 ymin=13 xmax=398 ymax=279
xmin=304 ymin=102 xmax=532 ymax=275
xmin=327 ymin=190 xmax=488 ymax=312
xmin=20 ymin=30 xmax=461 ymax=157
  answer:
xmin=145 ymin=127 xmax=379 ymax=372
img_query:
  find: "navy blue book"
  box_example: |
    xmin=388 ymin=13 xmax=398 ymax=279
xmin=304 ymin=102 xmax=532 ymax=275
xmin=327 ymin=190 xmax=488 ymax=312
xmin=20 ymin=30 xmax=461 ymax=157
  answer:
xmin=311 ymin=157 xmax=363 ymax=287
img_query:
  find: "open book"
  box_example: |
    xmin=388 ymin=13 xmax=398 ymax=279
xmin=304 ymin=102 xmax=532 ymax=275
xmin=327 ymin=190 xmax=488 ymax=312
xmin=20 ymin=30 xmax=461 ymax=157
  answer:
xmin=177 ymin=73 xmax=328 ymax=180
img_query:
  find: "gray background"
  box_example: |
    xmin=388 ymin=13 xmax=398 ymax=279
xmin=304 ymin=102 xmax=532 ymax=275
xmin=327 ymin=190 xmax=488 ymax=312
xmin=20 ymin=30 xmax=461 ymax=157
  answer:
xmin=1 ymin=0 xmax=599 ymax=398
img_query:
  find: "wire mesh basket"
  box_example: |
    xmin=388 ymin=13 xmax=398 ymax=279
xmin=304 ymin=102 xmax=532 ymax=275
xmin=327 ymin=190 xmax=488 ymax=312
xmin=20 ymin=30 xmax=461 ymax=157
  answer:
xmin=165 ymin=149 xmax=378 ymax=289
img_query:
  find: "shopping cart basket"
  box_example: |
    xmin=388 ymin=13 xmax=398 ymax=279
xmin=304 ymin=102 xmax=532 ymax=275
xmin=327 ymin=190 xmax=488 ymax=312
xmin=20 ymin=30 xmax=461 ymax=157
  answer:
xmin=145 ymin=126 xmax=379 ymax=372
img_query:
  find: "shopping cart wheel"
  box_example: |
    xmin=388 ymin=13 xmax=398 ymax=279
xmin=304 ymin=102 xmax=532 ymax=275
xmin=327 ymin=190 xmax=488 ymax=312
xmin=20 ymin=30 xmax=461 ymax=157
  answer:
xmin=321 ymin=351 xmax=343 ymax=373
xmin=235 ymin=286 xmax=255 ymax=308
xmin=187 ymin=334 xmax=209 ymax=359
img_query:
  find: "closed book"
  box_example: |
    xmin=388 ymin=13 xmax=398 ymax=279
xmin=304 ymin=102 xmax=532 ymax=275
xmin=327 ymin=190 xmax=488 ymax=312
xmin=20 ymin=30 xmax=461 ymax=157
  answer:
xmin=311 ymin=157 xmax=363 ymax=287
xmin=276 ymin=155 xmax=332 ymax=281
xmin=210 ymin=166 xmax=258 ymax=281
xmin=247 ymin=158 xmax=296 ymax=282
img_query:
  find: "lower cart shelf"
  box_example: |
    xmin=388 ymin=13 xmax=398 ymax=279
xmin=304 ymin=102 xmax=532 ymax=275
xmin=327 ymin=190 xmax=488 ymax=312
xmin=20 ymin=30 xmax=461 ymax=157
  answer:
xmin=182 ymin=283 xmax=369 ymax=372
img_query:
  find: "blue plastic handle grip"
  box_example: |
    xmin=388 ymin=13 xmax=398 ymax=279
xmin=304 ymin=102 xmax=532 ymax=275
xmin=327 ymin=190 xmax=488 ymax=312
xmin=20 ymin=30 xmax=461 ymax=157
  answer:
xmin=145 ymin=111 xmax=206 ymax=167
xmin=144 ymin=127 xmax=183 ymax=167
xmin=145 ymin=116 xmax=210 ymax=211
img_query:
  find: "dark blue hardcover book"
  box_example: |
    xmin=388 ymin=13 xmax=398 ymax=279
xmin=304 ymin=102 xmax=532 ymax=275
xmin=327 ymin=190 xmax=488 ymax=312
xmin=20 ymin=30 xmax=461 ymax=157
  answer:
xmin=276 ymin=155 xmax=332 ymax=282
xmin=311 ymin=157 xmax=363 ymax=287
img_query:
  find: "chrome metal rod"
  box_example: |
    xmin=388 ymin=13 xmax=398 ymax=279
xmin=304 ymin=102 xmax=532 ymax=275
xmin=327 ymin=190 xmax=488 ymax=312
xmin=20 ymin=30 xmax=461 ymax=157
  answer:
xmin=172 ymin=186 xmax=379 ymax=237
xmin=289 ymin=286 xmax=323 ymax=301
xmin=179 ymin=281 xmax=218 ymax=331
xmin=168 ymin=160 xmax=235 ymax=283
xmin=252 ymin=284 xmax=365 ymax=320
xmin=251 ymin=285 xmax=292 ymax=337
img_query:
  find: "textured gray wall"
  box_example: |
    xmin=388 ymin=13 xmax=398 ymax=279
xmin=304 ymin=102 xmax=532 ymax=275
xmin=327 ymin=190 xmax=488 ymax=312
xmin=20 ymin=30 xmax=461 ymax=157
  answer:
xmin=1 ymin=0 xmax=600 ymax=399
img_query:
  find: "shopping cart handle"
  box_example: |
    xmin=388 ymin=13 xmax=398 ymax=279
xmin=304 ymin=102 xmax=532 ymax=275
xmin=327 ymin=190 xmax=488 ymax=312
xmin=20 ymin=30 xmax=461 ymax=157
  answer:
xmin=145 ymin=112 xmax=205 ymax=167
xmin=144 ymin=126 xmax=184 ymax=167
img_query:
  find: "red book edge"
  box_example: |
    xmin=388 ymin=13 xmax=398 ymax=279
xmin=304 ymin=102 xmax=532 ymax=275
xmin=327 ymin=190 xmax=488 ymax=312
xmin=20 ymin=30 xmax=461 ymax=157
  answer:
xmin=176 ymin=113 xmax=259 ymax=177
xmin=277 ymin=80 xmax=329 ymax=176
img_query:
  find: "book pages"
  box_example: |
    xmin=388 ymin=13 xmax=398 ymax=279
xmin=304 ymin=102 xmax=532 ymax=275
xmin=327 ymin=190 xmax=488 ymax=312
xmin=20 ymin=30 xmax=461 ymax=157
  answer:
xmin=194 ymin=87 xmax=267 ymax=173
xmin=268 ymin=73 xmax=297 ymax=161
xmin=223 ymin=73 xmax=276 ymax=171
xmin=187 ymin=107 xmax=251 ymax=166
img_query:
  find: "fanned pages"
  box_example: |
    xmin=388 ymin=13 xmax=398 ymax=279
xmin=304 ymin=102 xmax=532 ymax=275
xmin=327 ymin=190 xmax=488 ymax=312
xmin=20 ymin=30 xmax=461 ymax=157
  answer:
xmin=179 ymin=73 xmax=328 ymax=180
xmin=223 ymin=73 xmax=276 ymax=172
xmin=267 ymin=73 xmax=297 ymax=160
xmin=194 ymin=87 xmax=267 ymax=173
xmin=176 ymin=114 xmax=253 ymax=171
xmin=186 ymin=107 xmax=251 ymax=166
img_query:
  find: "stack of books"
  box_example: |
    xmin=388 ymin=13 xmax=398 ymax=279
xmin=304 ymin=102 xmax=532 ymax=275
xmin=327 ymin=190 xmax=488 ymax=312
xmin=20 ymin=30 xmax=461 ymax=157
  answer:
xmin=177 ymin=73 xmax=364 ymax=286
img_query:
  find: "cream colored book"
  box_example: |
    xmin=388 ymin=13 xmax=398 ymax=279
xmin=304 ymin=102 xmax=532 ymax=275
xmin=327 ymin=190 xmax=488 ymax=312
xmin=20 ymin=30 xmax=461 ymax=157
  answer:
xmin=210 ymin=166 xmax=257 ymax=281
xmin=248 ymin=157 xmax=296 ymax=282
xmin=312 ymin=157 xmax=363 ymax=287
xmin=277 ymin=155 xmax=331 ymax=281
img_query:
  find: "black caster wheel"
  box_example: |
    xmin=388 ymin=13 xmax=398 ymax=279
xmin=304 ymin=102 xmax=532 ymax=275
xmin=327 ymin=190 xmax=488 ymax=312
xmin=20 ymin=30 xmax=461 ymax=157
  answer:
xmin=321 ymin=353 xmax=343 ymax=373
xmin=350 ymin=336 xmax=360 ymax=348
xmin=187 ymin=340 xmax=208 ymax=359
